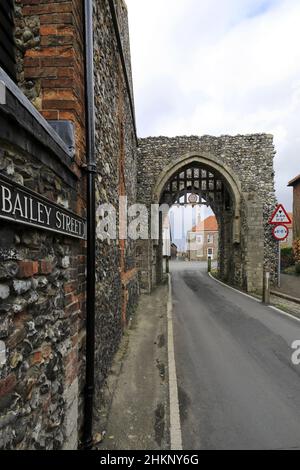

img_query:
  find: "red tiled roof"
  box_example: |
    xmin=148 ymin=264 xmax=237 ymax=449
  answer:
xmin=192 ymin=215 xmax=218 ymax=232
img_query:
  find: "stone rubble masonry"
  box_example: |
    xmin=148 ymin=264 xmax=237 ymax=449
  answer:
xmin=92 ymin=0 xmax=139 ymax=423
xmin=0 ymin=0 xmax=139 ymax=450
xmin=0 ymin=0 xmax=86 ymax=451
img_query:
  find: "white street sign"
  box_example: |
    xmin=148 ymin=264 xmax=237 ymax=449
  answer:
xmin=269 ymin=204 xmax=291 ymax=225
xmin=273 ymin=224 xmax=289 ymax=242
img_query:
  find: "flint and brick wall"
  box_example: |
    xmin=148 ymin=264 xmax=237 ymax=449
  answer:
xmin=0 ymin=112 xmax=86 ymax=449
xmin=15 ymin=0 xmax=86 ymax=166
xmin=93 ymin=0 xmax=139 ymax=413
xmin=0 ymin=0 xmax=87 ymax=450
xmin=0 ymin=0 xmax=139 ymax=450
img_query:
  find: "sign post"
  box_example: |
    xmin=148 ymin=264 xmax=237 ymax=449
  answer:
xmin=263 ymin=270 xmax=270 ymax=305
xmin=208 ymin=257 xmax=212 ymax=273
xmin=278 ymin=243 xmax=281 ymax=289
xmin=269 ymin=205 xmax=291 ymax=289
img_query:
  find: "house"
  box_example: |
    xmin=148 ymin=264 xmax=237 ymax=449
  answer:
xmin=288 ymin=175 xmax=300 ymax=241
xmin=187 ymin=215 xmax=219 ymax=261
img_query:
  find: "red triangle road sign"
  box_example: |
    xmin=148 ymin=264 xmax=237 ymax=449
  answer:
xmin=269 ymin=204 xmax=292 ymax=225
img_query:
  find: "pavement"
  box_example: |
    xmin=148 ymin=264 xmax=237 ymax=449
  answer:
xmin=270 ymin=293 xmax=300 ymax=319
xmin=273 ymin=273 xmax=300 ymax=299
xmin=171 ymin=261 xmax=300 ymax=450
xmin=100 ymin=283 xmax=170 ymax=451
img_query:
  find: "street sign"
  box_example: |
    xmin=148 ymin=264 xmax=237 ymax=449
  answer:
xmin=272 ymin=224 xmax=289 ymax=241
xmin=269 ymin=204 xmax=292 ymax=225
xmin=0 ymin=174 xmax=86 ymax=240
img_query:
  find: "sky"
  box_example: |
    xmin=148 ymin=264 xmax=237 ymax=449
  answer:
xmin=126 ymin=0 xmax=300 ymax=212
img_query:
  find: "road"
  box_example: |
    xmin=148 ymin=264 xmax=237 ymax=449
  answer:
xmin=171 ymin=261 xmax=300 ymax=450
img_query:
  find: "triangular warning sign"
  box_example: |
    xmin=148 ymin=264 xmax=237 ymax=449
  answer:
xmin=269 ymin=204 xmax=292 ymax=225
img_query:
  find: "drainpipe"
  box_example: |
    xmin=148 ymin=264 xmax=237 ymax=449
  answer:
xmin=82 ymin=0 xmax=96 ymax=451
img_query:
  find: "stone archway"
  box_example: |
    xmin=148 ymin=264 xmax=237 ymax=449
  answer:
xmin=152 ymin=152 xmax=242 ymax=244
xmin=151 ymin=153 xmax=242 ymax=287
xmin=136 ymin=135 xmax=277 ymax=294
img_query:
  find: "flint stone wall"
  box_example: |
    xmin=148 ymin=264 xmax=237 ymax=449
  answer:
xmin=0 ymin=0 xmax=139 ymax=450
xmin=92 ymin=0 xmax=139 ymax=425
xmin=0 ymin=121 xmax=85 ymax=450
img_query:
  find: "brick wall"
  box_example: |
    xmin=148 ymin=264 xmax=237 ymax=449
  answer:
xmin=0 ymin=0 xmax=87 ymax=450
xmin=293 ymin=182 xmax=300 ymax=241
xmin=92 ymin=0 xmax=139 ymax=413
xmin=0 ymin=0 xmax=140 ymax=449
xmin=15 ymin=0 xmax=89 ymax=442
xmin=15 ymin=0 xmax=86 ymax=168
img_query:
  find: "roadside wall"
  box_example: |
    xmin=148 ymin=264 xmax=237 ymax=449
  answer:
xmin=92 ymin=0 xmax=139 ymax=420
xmin=0 ymin=0 xmax=139 ymax=450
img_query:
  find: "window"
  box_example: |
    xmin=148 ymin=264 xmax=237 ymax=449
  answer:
xmin=207 ymin=248 xmax=213 ymax=259
xmin=207 ymin=234 xmax=213 ymax=244
xmin=196 ymin=235 xmax=203 ymax=244
xmin=0 ymin=0 xmax=16 ymax=81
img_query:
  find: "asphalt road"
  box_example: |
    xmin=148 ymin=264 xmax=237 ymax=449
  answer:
xmin=171 ymin=261 xmax=300 ymax=450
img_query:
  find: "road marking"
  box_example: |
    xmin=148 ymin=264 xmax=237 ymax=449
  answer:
xmin=167 ymin=273 xmax=183 ymax=451
xmin=269 ymin=306 xmax=300 ymax=324
xmin=209 ymin=273 xmax=300 ymax=324
xmin=208 ymin=273 xmax=261 ymax=303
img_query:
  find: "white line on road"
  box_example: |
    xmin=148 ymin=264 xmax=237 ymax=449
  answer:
xmin=208 ymin=272 xmax=261 ymax=303
xmin=209 ymin=272 xmax=300 ymax=324
xmin=269 ymin=305 xmax=300 ymax=324
xmin=167 ymin=273 xmax=183 ymax=451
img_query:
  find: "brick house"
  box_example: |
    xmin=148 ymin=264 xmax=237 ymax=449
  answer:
xmin=280 ymin=213 xmax=293 ymax=248
xmin=288 ymin=175 xmax=300 ymax=264
xmin=288 ymin=175 xmax=300 ymax=241
xmin=187 ymin=215 xmax=219 ymax=261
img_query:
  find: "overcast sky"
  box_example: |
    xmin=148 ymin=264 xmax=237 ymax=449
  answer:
xmin=126 ymin=0 xmax=300 ymax=211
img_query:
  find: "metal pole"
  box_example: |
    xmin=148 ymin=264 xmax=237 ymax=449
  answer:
xmin=83 ymin=0 xmax=96 ymax=451
xmin=208 ymin=257 xmax=212 ymax=273
xmin=278 ymin=242 xmax=281 ymax=288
